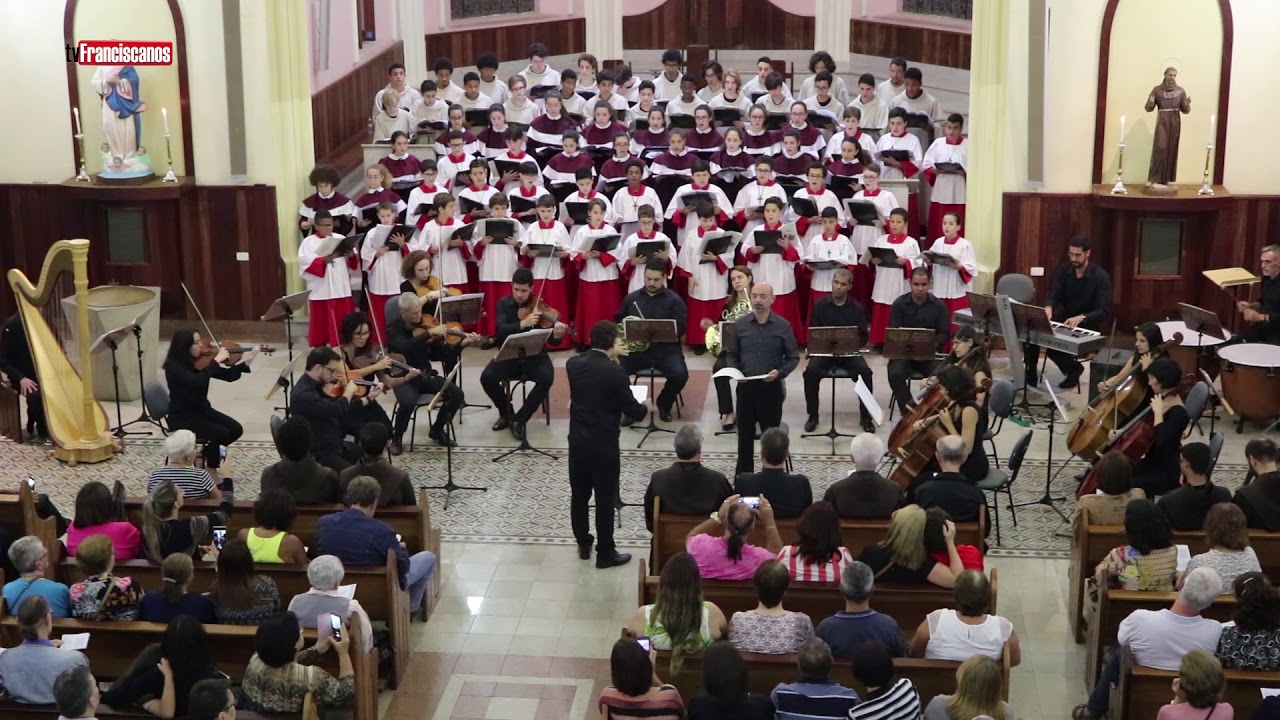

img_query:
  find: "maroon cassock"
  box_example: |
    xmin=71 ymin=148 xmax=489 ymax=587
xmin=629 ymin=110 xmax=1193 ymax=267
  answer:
xmin=353 ymin=188 xmax=402 ymax=211
xmin=600 ymin=154 xmax=642 ymax=186
xmin=789 ymin=123 xmax=824 ymax=150
xmin=685 ymin=127 xmax=725 ymax=155
xmin=825 ymin=157 xmax=865 ymax=201
xmin=650 ymin=150 xmax=700 ymax=176
xmin=377 ymin=156 xmax=418 ymax=180
xmin=432 ymin=128 xmax=479 ymax=157
xmin=528 ymin=114 xmax=582 ymax=155
xmin=632 ymin=128 xmax=669 ymax=158
xmin=475 ymin=126 xmax=509 ymax=157
xmin=742 ymin=129 xmax=780 ymax=157
xmin=771 ymin=151 xmax=820 ymax=180
xmin=580 ymin=121 xmax=629 ymax=148
xmin=543 ymin=152 xmax=597 ymax=188
xmin=300 ymin=191 xmax=354 ymax=235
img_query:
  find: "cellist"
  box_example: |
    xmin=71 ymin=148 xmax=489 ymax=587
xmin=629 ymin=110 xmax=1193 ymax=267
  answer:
xmin=1097 ymin=323 xmax=1166 ymax=396
xmin=1115 ymin=357 xmax=1188 ymax=497
xmin=907 ymin=365 xmax=989 ymax=496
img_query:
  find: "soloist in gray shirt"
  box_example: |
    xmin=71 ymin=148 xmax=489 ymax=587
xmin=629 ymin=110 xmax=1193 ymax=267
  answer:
xmin=727 ymin=312 xmax=800 ymax=378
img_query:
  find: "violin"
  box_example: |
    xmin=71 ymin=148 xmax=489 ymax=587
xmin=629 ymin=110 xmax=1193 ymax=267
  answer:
xmin=193 ymin=340 xmax=275 ymax=370
xmin=1066 ymin=332 xmax=1182 ymax=462
xmin=414 ymin=314 xmax=472 ymax=345
xmin=517 ymin=297 xmax=563 ymax=329
xmin=414 ymin=277 xmax=462 ymax=299
xmin=889 ymin=377 xmax=991 ymax=489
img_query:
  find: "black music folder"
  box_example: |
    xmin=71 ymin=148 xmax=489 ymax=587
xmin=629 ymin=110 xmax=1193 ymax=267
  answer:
xmin=450 ymin=223 xmax=477 ymax=241
xmin=458 ymin=196 xmax=487 ymax=216
xmin=790 ymin=195 xmax=819 ymax=218
xmin=528 ymin=85 xmax=557 ymax=100
xmin=754 ymin=230 xmax=783 ymax=254
xmin=764 ymin=113 xmax=788 ymax=131
xmin=414 ymin=202 xmax=438 ymax=221
xmin=483 ymin=219 xmax=520 ymax=245
xmin=526 ymin=243 xmax=557 ymax=258
xmin=905 ymin=113 xmax=933 ymax=130
xmin=878 ymin=149 xmax=911 ymax=162
xmin=590 ymin=234 xmax=622 ymax=253
xmin=844 ymin=200 xmax=882 ymax=226
xmin=417 ymin=119 xmax=447 ymax=132
xmin=680 ymin=191 xmax=714 ymax=209
xmin=806 ymin=111 xmax=836 ymax=129
xmin=563 ymin=201 xmax=590 ymax=224
xmin=509 ymin=194 xmax=539 ymax=214
xmin=635 ymin=241 xmax=667 ymax=258
xmin=668 ymin=114 xmax=696 ymax=130
xmin=867 ymin=246 xmax=902 ymax=265
xmin=361 ymin=205 xmax=382 ymax=224
xmin=493 ymin=159 xmax=524 ymax=177
xmin=713 ymin=108 xmax=742 ymax=125
xmin=464 ymin=109 xmax=490 ymax=128
xmin=828 ymin=173 xmax=861 ymax=194
xmin=935 ymin=162 xmax=964 ymax=174
xmin=631 ymin=117 xmax=648 ymax=131
xmin=700 ymin=232 xmax=736 ymax=259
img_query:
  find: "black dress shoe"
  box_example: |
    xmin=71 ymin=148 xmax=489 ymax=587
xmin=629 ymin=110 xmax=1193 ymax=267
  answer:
xmin=693 ymin=346 xmax=706 ymax=356
xmin=721 ymin=419 xmax=735 ymax=431
xmin=659 ymin=409 xmax=672 ymax=423
xmin=511 ymin=419 xmax=527 ymax=441
xmin=390 ymin=439 xmax=404 ymax=456
xmin=861 ymin=414 xmax=877 ymax=433
xmin=621 ymin=416 xmax=635 ymax=428
xmin=1058 ymin=374 xmax=1081 ymax=390
xmin=595 ymin=551 xmax=632 ymax=569
xmin=577 ymin=543 xmax=592 ymax=560
xmin=804 ymin=416 xmax=818 ymax=433
xmin=492 ymin=415 xmax=512 ymax=432
xmin=428 ymin=428 xmax=457 ymax=448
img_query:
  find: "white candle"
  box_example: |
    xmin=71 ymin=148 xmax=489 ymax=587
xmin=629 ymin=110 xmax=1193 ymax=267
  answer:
xmin=1208 ymin=114 xmax=1216 ymax=147
xmin=1119 ymin=115 xmax=1125 ymax=143
xmin=162 ymin=107 xmax=169 ymax=135
xmin=73 ymin=107 xmax=82 ymax=135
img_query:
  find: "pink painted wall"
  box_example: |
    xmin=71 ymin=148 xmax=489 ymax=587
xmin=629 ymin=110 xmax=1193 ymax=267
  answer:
xmin=312 ymin=0 xmax=403 ymax=93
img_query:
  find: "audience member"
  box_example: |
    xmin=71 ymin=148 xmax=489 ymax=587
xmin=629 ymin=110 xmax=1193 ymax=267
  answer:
xmin=776 ymin=501 xmax=853 ymax=581
xmin=187 ymin=677 xmax=237 ymax=720
xmin=66 ymin=480 xmax=141 ymax=561
xmin=242 ymin=611 xmax=354 ymax=712
xmin=734 ymin=428 xmax=812 ymax=518
xmin=52 ymin=666 xmax=100 ymax=720
xmin=1216 ymin=571 xmax=1280 ymax=671
xmin=209 ymin=538 xmax=279 ymax=624
xmin=1181 ymin=503 xmax=1260 ymax=588
xmin=140 ymin=479 xmax=231 ymax=562
xmin=1094 ymin=498 xmax=1177 ymax=591
xmin=1158 ymin=442 xmax=1231 ymax=531
xmin=644 ymin=424 xmax=733 ymax=531
xmin=1155 ymin=650 xmax=1233 ymax=720
xmin=685 ymin=495 xmax=784 ymax=580
xmin=914 ymin=435 xmax=986 ymax=522
xmin=1076 ymin=567 xmax=1224 ymax=720
xmin=909 ymin=569 xmax=1020 ymax=665
xmin=0 ymin=596 xmax=90 ymax=704
xmin=923 ymin=507 xmax=984 ymax=570
xmin=728 ymin=560 xmax=815 ymax=654
xmin=4 ymin=535 xmax=70 ymax=618
xmin=848 ymin=640 xmax=922 ymax=720
xmin=147 ymin=429 xmax=225 ymax=500
xmin=687 ymin=641 xmax=774 ymax=719
xmin=315 ymin=476 xmax=438 ymax=614
xmin=1076 ymin=451 xmax=1144 ymax=524
xmin=856 ymin=504 xmax=964 ymax=588
xmin=1234 ymin=437 xmax=1280 ymax=531
xmin=923 ymin=655 xmax=1013 ymax=720
xmin=770 ymin=637 xmax=859 ymax=719
xmin=628 ymin=553 xmax=727 ymax=669
xmin=139 ymin=552 xmax=216 ymax=624
xmin=816 ymin=562 xmax=906 ymax=658
xmin=288 ymin=554 xmax=374 ymax=652
xmin=823 ymin=434 xmax=903 ymax=519
xmin=260 ymin=415 xmax=342 ymax=503
xmin=101 ymin=615 xmax=224 ymax=718
xmin=597 ymin=636 xmax=685 ymax=720
xmin=69 ymin=534 xmax=143 ymax=620
xmin=237 ymin=488 xmax=309 ymax=565
xmin=338 ymin=422 xmax=416 ymax=506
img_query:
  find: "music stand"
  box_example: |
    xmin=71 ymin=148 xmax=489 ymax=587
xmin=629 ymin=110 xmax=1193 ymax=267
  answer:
xmin=419 ymin=364 xmax=487 ymax=509
xmin=89 ymin=308 xmax=156 ymax=450
xmin=1012 ymin=378 xmax=1070 ymax=524
xmin=966 ymin=293 xmax=1000 ymax=339
xmin=1179 ymin=302 xmax=1226 ymax=382
xmin=623 ymin=318 xmax=680 ymax=447
xmin=1009 ymin=301 xmax=1056 ymax=413
xmin=490 ymin=329 xmax=558 ymax=462
xmin=437 ymin=293 xmax=492 ymax=419
xmin=882 ymin=328 xmax=937 ymax=412
xmin=264 ymin=351 xmax=307 ymax=417
xmin=802 ymin=326 xmax=864 ymax=451
xmin=261 ymin=290 xmax=311 ymax=412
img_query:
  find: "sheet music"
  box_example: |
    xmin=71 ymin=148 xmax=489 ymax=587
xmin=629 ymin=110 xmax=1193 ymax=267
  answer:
xmin=854 ymin=377 xmax=883 ymax=427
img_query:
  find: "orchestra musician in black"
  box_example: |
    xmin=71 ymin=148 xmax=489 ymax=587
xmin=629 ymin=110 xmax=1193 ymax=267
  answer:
xmin=1026 ymin=237 xmax=1111 ymax=390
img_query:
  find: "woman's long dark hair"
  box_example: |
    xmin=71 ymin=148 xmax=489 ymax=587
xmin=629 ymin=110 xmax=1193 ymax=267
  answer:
xmin=209 ymin=539 xmax=257 ymax=610
xmin=948 ymin=326 xmax=992 ymax=379
xmin=1123 ymin=499 xmax=1173 ymax=555
xmin=1136 ymin=322 xmax=1165 ymax=355
xmin=339 ymin=311 xmax=378 ymax=355
xmin=796 ymin=502 xmax=842 ymax=565
xmin=162 ymin=616 xmax=214 ymax=712
xmin=937 ymin=365 xmax=977 ymax=404
xmin=163 ymin=329 xmax=199 ymax=370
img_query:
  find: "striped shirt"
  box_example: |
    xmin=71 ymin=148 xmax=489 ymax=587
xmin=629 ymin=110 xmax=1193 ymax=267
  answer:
xmin=598 ymin=684 xmax=685 ymax=719
xmin=772 ymin=679 xmax=860 ymax=720
xmin=777 ymin=546 xmax=855 ymax=583
xmin=847 ymin=678 xmax=921 ymax=720
xmin=146 ymin=465 xmax=215 ymax=498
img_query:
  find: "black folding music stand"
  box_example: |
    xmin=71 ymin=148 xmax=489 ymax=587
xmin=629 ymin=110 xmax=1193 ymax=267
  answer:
xmin=420 ymin=365 xmax=486 ymax=509
xmin=437 ymin=293 xmax=492 ymax=420
xmin=802 ymin=326 xmax=864 ymax=451
xmin=88 ymin=310 xmax=155 ymax=451
xmin=491 ymin=329 xmax=558 ymax=462
xmin=263 ymin=352 xmax=307 ymax=418
xmin=966 ymin=293 xmax=1000 ymax=339
xmin=1178 ymin=302 xmax=1227 ymax=380
xmin=261 ymin=290 xmax=311 ymax=413
xmin=623 ymin=318 xmax=680 ymax=448
xmin=1009 ymin=301 xmax=1055 ymax=413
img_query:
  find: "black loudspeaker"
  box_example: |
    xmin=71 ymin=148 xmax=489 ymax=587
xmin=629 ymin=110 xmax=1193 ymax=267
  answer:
xmin=1088 ymin=348 xmax=1134 ymax=402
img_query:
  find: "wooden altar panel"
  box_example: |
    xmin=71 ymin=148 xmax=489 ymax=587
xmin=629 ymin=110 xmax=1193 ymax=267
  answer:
xmin=999 ymin=193 xmax=1099 ymax=303
xmin=312 ymin=42 xmax=405 ymax=165
xmin=0 ymin=185 xmax=68 ymax=318
xmin=851 ymin=19 xmax=972 ymax=70
xmin=621 ymin=0 xmax=814 ymax=51
xmin=426 ymin=20 xmax=586 ymax=66
xmin=178 ymin=185 xmax=283 ymax=323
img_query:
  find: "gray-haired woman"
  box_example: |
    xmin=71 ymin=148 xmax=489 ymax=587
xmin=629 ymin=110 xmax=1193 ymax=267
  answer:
xmin=286 ymin=555 xmax=373 ymax=652
xmin=3 ymin=536 xmax=71 ymax=618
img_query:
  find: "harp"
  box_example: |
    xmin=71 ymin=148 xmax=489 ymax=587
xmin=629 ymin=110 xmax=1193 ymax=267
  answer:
xmin=6 ymin=239 xmax=115 ymax=464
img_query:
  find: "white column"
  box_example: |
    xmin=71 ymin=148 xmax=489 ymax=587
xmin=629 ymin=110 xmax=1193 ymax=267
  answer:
xmin=584 ymin=0 xmax=623 ymax=60
xmin=397 ymin=0 xmax=427 ymax=83
xmin=814 ymin=0 xmax=851 ymax=68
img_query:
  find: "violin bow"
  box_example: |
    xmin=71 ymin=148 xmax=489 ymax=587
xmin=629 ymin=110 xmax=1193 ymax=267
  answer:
xmin=180 ymin=282 xmax=221 ymax=349
xmin=363 ymin=288 xmax=388 ymax=352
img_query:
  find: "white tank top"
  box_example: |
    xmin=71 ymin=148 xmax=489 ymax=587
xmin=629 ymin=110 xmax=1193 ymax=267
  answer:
xmin=923 ymin=609 xmax=1013 ymax=662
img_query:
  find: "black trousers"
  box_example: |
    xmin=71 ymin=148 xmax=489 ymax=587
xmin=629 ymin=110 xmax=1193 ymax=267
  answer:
xmin=392 ymin=374 xmax=464 ymax=439
xmin=568 ymin=441 xmax=620 ymax=554
xmin=20 ymin=389 xmax=47 ymax=437
xmin=887 ymin=358 xmax=941 ymax=413
xmin=1023 ymin=343 xmax=1082 ymax=382
xmin=712 ymin=354 xmax=733 ymax=416
xmin=618 ymin=346 xmax=689 ymax=414
xmin=802 ymin=356 xmax=874 ymax=419
xmin=342 ymin=399 xmax=392 ymax=439
xmin=314 ymin=441 xmax=359 ymax=474
xmin=480 ymin=354 xmax=554 ymax=422
xmin=735 ymin=382 xmax=785 ymax=477
xmin=168 ymin=408 xmax=243 ymax=448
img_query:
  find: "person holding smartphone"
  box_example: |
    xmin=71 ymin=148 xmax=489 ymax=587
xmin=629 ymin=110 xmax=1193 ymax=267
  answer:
xmin=683 ymin=494 xmax=784 ymax=581
xmin=597 ymin=636 xmax=684 ymax=719
xmin=242 ymin=611 xmax=354 ymax=713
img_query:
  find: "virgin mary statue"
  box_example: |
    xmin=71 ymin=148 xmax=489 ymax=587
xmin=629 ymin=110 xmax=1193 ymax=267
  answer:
xmin=91 ymin=65 xmax=153 ymax=176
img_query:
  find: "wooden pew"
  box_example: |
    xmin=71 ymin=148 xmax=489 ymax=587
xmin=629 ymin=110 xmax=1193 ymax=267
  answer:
xmin=650 ymin=498 xmax=988 ymax=575
xmin=655 ymin=645 xmax=1010 ymax=704
xmin=0 ymin=382 xmax=20 ymax=442
xmin=1067 ymin=507 xmax=1280 ymax=643
xmin=122 ymin=487 xmax=442 ymax=605
xmin=0 ymin=701 xmax=304 ymax=719
xmin=636 ymin=564 xmax=997 ymax=636
xmin=0 ymin=614 xmax=374 ymax=719
xmin=1109 ymin=646 xmax=1280 ymax=720
xmin=56 ymin=548 xmax=412 ymax=690
xmin=1085 ymin=586 xmax=1237 ymax=687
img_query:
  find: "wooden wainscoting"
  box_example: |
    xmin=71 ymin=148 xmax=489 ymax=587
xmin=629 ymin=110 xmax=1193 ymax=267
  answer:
xmin=178 ymin=185 xmax=284 ymax=322
xmin=426 ymin=19 xmax=586 ymax=65
xmin=851 ymin=18 xmax=972 ymax=70
xmin=312 ymin=42 xmax=406 ymax=168
xmin=999 ymin=192 xmax=1099 ymax=304
xmin=621 ymin=0 xmax=815 ymax=50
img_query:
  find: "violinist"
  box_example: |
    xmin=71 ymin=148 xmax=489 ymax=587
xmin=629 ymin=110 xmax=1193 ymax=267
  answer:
xmin=908 ymin=365 xmax=988 ymax=493
xmin=385 ymin=292 xmax=471 ymax=451
xmin=162 ymin=329 xmax=257 ymax=453
xmin=1097 ymin=323 xmax=1166 ymax=396
xmin=479 ymin=268 xmax=568 ymax=440
xmin=290 ymin=346 xmax=370 ymax=472
xmin=613 ymin=260 xmax=690 ymax=425
xmin=1118 ymin=357 xmax=1188 ymax=497
xmin=399 ymin=250 xmax=463 ymax=376
xmin=336 ymin=311 xmax=401 ymax=441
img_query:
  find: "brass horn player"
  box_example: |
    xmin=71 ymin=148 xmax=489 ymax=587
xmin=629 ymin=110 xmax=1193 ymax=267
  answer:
xmin=613 ymin=259 xmax=690 ymax=425
xmin=702 ymin=265 xmax=754 ymax=431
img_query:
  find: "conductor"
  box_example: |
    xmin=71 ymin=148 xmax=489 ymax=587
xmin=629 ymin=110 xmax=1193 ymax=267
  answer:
xmin=613 ymin=259 xmax=690 ymax=423
xmin=566 ymin=321 xmax=652 ymax=569
xmin=727 ymin=283 xmax=800 ymax=477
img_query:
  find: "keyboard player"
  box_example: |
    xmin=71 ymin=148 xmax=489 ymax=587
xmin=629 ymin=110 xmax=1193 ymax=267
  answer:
xmin=1026 ymin=237 xmax=1111 ymax=389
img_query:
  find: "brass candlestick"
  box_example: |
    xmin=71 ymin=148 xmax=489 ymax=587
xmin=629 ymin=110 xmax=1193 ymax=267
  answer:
xmin=1197 ymin=143 xmax=1215 ymax=196
xmin=162 ymin=133 xmax=177 ymax=183
xmin=1110 ymin=142 xmax=1128 ymax=195
xmin=74 ymin=133 xmax=90 ymax=182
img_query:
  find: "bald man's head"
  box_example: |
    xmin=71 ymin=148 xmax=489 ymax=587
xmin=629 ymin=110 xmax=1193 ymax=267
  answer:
xmin=750 ymin=282 xmax=775 ymax=314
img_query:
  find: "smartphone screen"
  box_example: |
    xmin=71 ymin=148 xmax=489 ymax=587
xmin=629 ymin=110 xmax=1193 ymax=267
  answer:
xmin=741 ymin=496 xmax=760 ymax=508
xmin=395 ymin=533 xmax=403 ymax=543
xmin=329 ymin=613 xmax=343 ymax=642
xmin=636 ymin=636 xmax=651 ymax=652
xmin=25 ymin=476 xmax=35 ymax=490
xmin=212 ymin=526 xmax=228 ymax=550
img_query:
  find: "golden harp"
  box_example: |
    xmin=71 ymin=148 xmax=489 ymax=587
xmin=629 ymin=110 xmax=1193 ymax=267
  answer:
xmin=6 ymin=239 xmax=115 ymax=464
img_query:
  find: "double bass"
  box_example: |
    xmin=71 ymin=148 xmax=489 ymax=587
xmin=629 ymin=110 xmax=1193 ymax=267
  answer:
xmin=889 ymin=377 xmax=991 ymax=489
xmin=1065 ymin=332 xmax=1182 ymax=462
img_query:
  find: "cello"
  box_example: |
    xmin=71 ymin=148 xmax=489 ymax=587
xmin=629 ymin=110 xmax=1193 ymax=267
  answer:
xmin=889 ymin=377 xmax=991 ymax=489
xmin=1075 ymin=406 xmax=1156 ymax=497
xmin=1065 ymin=332 xmax=1182 ymax=461
xmin=887 ymin=338 xmax=992 ymax=455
